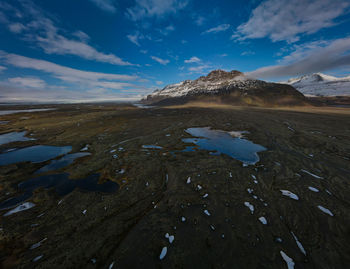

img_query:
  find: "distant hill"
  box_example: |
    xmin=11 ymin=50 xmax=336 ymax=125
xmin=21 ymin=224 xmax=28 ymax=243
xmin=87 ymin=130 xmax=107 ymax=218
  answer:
xmin=282 ymin=73 xmax=350 ymax=96
xmin=142 ymin=70 xmax=308 ymax=106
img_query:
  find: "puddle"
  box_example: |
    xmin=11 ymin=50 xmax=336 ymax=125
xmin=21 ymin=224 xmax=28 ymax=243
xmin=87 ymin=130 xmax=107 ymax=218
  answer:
xmin=35 ymin=152 xmax=91 ymax=174
xmin=0 ymin=108 xmax=55 ymax=115
xmin=0 ymin=145 xmax=72 ymax=166
xmin=0 ymin=131 xmax=34 ymax=146
xmin=0 ymin=121 xmax=9 ymax=124
xmin=0 ymin=173 xmax=118 ymax=210
xmin=142 ymin=145 xmax=163 ymax=149
xmin=182 ymin=127 xmax=266 ymax=165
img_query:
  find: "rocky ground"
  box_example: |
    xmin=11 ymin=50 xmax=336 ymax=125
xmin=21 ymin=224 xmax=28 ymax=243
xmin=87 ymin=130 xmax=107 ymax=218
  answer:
xmin=0 ymin=103 xmax=349 ymax=268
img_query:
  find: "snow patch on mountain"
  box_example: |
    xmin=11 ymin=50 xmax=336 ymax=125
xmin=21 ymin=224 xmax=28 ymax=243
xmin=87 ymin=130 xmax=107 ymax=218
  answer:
xmin=282 ymin=73 xmax=350 ymax=96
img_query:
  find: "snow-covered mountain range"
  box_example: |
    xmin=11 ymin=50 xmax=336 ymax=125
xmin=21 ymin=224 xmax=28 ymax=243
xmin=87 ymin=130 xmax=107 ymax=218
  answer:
xmin=142 ymin=70 xmax=307 ymax=106
xmin=282 ymin=73 xmax=350 ymax=96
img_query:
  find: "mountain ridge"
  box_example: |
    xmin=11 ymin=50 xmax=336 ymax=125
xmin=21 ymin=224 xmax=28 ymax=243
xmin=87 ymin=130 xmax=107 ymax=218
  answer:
xmin=142 ymin=69 xmax=308 ymax=106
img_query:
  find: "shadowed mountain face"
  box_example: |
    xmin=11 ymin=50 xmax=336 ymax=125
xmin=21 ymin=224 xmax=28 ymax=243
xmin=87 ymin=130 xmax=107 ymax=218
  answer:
xmin=142 ymin=70 xmax=308 ymax=107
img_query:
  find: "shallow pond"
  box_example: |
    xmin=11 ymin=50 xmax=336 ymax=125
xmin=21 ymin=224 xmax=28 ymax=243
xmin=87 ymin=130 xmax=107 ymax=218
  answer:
xmin=0 ymin=108 xmax=55 ymax=115
xmin=0 ymin=173 xmax=119 ymax=210
xmin=0 ymin=145 xmax=72 ymax=166
xmin=0 ymin=131 xmax=34 ymax=146
xmin=182 ymin=127 xmax=266 ymax=165
xmin=35 ymin=152 xmax=91 ymax=174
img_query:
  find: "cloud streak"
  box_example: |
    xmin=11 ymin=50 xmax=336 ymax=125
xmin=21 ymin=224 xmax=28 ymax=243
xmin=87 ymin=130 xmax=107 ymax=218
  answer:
xmin=126 ymin=0 xmax=188 ymax=21
xmin=151 ymin=56 xmax=170 ymax=65
xmin=0 ymin=0 xmax=134 ymax=66
xmin=233 ymin=0 xmax=350 ymax=43
xmin=202 ymin=24 xmax=230 ymax=34
xmin=247 ymin=37 xmax=350 ymax=79
xmin=89 ymin=0 xmax=117 ymax=13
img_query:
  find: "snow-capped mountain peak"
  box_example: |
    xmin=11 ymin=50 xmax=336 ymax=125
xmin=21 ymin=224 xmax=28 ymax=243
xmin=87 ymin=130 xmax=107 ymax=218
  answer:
xmin=282 ymin=73 xmax=350 ymax=96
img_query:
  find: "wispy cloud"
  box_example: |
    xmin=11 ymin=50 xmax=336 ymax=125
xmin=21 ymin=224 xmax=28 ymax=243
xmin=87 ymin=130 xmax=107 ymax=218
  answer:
xmin=202 ymin=24 xmax=230 ymax=34
xmin=233 ymin=0 xmax=350 ymax=43
xmin=247 ymin=37 xmax=350 ymax=79
xmin=158 ymin=25 xmax=175 ymax=36
xmin=0 ymin=51 xmax=139 ymax=91
xmin=0 ymin=65 xmax=6 ymax=72
xmin=88 ymin=0 xmax=117 ymax=13
xmin=8 ymin=77 xmax=47 ymax=88
xmin=184 ymin=56 xmax=201 ymax=63
xmin=126 ymin=0 xmax=188 ymax=21
xmin=127 ymin=31 xmax=144 ymax=46
xmin=188 ymin=64 xmax=211 ymax=74
xmin=0 ymin=0 xmax=134 ymax=66
xmin=151 ymin=56 xmax=170 ymax=65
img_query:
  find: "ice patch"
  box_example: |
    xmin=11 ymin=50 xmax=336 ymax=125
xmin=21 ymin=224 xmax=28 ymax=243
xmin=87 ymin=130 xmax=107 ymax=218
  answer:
xmin=280 ymin=190 xmax=299 ymax=200
xmin=258 ymin=216 xmax=267 ymax=225
xmin=301 ymin=169 xmax=323 ymax=179
xmin=317 ymin=205 xmax=334 ymax=216
xmin=291 ymin=232 xmax=306 ymax=255
xmin=308 ymin=186 xmax=319 ymax=192
xmin=81 ymin=145 xmax=89 ymax=151
xmin=280 ymin=251 xmax=295 ymax=269
xmin=244 ymin=202 xmax=254 ymax=214
xmin=159 ymin=247 xmax=167 ymax=260
xmin=30 ymin=238 xmax=47 ymax=250
xmin=4 ymin=202 xmax=35 ymax=216
xmin=33 ymin=255 xmax=43 ymax=262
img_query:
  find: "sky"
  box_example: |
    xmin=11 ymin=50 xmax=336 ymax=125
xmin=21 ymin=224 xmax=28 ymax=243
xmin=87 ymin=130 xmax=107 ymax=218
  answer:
xmin=0 ymin=0 xmax=350 ymax=103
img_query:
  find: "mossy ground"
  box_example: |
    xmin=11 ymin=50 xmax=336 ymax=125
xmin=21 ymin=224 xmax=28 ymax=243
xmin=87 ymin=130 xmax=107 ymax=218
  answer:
xmin=0 ymin=104 xmax=349 ymax=268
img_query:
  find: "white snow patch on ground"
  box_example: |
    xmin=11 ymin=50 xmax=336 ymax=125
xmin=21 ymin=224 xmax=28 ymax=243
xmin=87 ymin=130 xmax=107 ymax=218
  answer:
xmin=258 ymin=217 xmax=267 ymax=225
xmin=169 ymin=235 xmax=174 ymax=244
xmin=4 ymin=202 xmax=35 ymax=216
xmin=301 ymin=169 xmax=323 ymax=179
xmin=197 ymin=185 xmax=202 ymax=190
xmin=33 ymin=255 xmax=43 ymax=262
xmin=159 ymin=247 xmax=167 ymax=260
xmin=181 ymin=217 xmax=186 ymax=222
xmin=244 ymin=202 xmax=254 ymax=214
xmin=203 ymin=193 xmax=208 ymax=198
xmin=204 ymin=209 xmax=211 ymax=216
xmin=280 ymin=190 xmax=299 ymax=200
xmin=308 ymin=186 xmax=319 ymax=192
xmin=280 ymin=251 xmax=295 ymax=269
xmin=30 ymin=238 xmax=47 ymax=250
xmin=186 ymin=177 xmax=191 ymax=184
xmin=317 ymin=205 xmax=334 ymax=216
xmin=291 ymin=232 xmax=306 ymax=255
xmin=109 ymin=262 xmax=115 ymax=269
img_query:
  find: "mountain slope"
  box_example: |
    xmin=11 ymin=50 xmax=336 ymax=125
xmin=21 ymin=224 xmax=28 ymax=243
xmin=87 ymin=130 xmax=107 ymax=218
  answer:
xmin=282 ymin=73 xmax=350 ymax=96
xmin=143 ymin=70 xmax=307 ymax=106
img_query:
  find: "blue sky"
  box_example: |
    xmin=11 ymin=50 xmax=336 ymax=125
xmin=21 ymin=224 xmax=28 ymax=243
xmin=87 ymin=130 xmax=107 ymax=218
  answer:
xmin=0 ymin=0 xmax=350 ymax=103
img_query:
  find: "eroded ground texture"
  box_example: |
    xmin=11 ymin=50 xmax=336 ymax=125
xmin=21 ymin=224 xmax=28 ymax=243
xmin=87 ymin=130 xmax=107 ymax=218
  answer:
xmin=0 ymin=104 xmax=349 ymax=268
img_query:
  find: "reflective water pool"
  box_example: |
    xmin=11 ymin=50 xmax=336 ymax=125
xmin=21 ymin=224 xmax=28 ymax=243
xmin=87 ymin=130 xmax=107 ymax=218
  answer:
xmin=0 ymin=173 xmax=119 ymax=210
xmin=182 ymin=127 xmax=266 ymax=165
xmin=0 ymin=131 xmax=34 ymax=146
xmin=0 ymin=145 xmax=72 ymax=165
xmin=35 ymin=152 xmax=91 ymax=174
xmin=0 ymin=108 xmax=55 ymax=115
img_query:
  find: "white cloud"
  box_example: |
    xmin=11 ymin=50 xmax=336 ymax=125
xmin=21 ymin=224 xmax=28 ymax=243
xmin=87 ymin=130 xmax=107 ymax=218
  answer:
xmin=247 ymin=37 xmax=350 ymax=79
xmin=127 ymin=31 xmax=144 ymax=46
xmin=188 ymin=64 xmax=211 ymax=73
xmin=0 ymin=65 xmax=6 ymax=72
xmin=241 ymin=51 xmax=255 ymax=56
xmin=156 ymin=81 xmax=163 ymax=85
xmin=184 ymin=56 xmax=201 ymax=63
xmin=8 ymin=22 xmax=25 ymax=33
xmin=8 ymin=77 xmax=47 ymax=88
xmin=194 ymin=15 xmax=205 ymax=26
xmin=151 ymin=56 xmax=170 ymax=65
xmin=0 ymin=1 xmax=133 ymax=66
xmin=233 ymin=0 xmax=350 ymax=43
xmin=158 ymin=25 xmax=175 ymax=36
xmin=89 ymin=0 xmax=117 ymax=13
xmin=126 ymin=0 xmax=188 ymax=21
xmin=0 ymin=51 xmax=139 ymax=91
xmin=202 ymin=24 xmax=230 ymax=34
